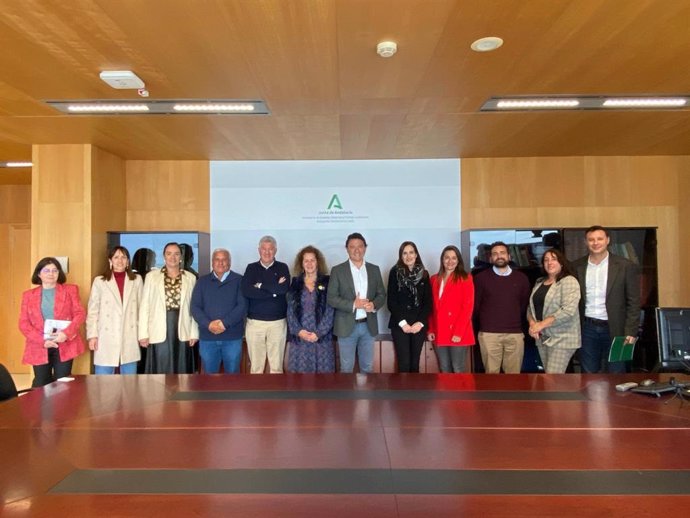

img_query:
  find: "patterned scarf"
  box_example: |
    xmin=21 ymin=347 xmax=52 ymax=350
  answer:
xmin=396 ymin=264 xmax=424 ymax=307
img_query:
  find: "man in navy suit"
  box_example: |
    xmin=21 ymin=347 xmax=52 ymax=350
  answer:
xmin=327 ymin=233 xmax=386 ymax=373
xmin=572 ymin=225 xmax=640 ymax=373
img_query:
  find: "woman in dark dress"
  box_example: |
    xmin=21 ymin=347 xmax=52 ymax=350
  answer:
xmin=387 ymin=241 xmax=432 ymax=373
xmin=286 ymin=245 xmax=335 ymax=373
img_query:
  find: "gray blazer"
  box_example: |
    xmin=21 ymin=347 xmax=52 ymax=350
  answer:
xmin=527 ymin=275 xmax=581 ymax=350
xmin=572 ymin=253 xmax=641 ymax=337
xmin=327 ymin=260 xmax=386 ymax=338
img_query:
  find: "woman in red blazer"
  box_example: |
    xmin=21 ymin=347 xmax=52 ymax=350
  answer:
xmin=18 ymin=257 xmax=86 ymax=387
xmin=427 ymin=245 xmax=475 ymax=373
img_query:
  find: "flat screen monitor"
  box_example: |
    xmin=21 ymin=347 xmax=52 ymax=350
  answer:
xmin=655 ymin=307 xmax=690 ymax=369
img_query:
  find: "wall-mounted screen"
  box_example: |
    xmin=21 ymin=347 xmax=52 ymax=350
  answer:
xmin=210 ymin=159 xmax=461 ymax=335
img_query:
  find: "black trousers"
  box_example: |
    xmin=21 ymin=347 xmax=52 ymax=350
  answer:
xmin=32 ymin=347 xmax=73 ymax=387
xmin=391 ymin=326 xmax=426 ymax=373
xmin=145 ymin=309 xmax=196 ymax=374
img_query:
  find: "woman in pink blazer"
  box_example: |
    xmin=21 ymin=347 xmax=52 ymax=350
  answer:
xmin=427 ymin=245 xmax=475 ymax=373
xmin=18 ymin=257 xmax=86 ymax=387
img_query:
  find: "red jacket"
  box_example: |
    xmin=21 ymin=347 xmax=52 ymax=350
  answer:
xmin=18 ymin=284 xmax=86 ymax=365
xmin=428 ymin=273 xmax=475 ymax=347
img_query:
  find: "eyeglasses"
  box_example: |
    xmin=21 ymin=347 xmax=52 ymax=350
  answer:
xmin=41 ymin=268 xmax=59 ymax=274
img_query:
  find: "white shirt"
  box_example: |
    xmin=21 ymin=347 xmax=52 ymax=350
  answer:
xmin=349 ymin=259 xmax=368 ymax=319
xmin=585 ymin=253 xmax=609 ymax=320
xmin=213 ymin=270 xmax=230 ymax=282
xmin=492 ymin=265 xmax=513 ymax=277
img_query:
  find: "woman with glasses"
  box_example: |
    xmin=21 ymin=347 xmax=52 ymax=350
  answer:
xmin=86 ymin=246 xmax=144 ymax=375
xmin=18 ymin=257 xmax=86 ymax=387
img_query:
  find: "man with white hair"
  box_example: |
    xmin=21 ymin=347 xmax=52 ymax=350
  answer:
xmin=191 ymin=248 xmax=247 ymax=373
xmin=241 ymin=236 xmax=290 ymax=373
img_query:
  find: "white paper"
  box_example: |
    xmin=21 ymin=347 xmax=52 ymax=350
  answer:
xmin=43 ymin=319 xmax=71 ymax=339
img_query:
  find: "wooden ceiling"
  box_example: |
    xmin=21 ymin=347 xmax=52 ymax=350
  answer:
xmin=0 ymin=0 xmax=689 ymax=171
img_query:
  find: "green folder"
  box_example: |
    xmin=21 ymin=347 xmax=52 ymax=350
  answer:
xmin=608 ymin=336 xmax=637 ymax=362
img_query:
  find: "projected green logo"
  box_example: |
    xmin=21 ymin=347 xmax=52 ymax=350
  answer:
xmin=327 ymin=194 xmax=343 ymax=210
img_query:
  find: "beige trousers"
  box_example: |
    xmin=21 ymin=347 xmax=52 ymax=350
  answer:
xmin=478 ymin=331 xmax=524 ymax=374
xmin=245 ymin=318 xmax=287 ymax=373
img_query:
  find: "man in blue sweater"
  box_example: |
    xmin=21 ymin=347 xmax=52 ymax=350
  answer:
xmin=191 ymin=248 xmax=247 ymax=373
xmin=241 ymin=235 xmax=290 ymax=373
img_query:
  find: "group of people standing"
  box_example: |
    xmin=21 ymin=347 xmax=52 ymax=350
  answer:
xmin=18 ymin=225 xmax=639 ymax=386
xmin=475 ymin=225 xmax=639 ymax=376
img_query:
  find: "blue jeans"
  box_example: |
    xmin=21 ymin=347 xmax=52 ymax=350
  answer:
xmin=337 ymin=323 xmax=375 ymax=373
xmin=94 ymin=362 xmax=138 ymax=375
xmin=199 ymin=339 xmax=243 ymax=374
xmin=580 ymin=321 xmax=626 ymax=374
xmin=435 ymin=346 xmax=468 ymax=373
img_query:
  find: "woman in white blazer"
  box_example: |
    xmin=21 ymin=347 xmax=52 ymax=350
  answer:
xmin=138 ymin=242 xmax=199 ymax=373
xmin=87 ymin=246 xmax=143 ymax=374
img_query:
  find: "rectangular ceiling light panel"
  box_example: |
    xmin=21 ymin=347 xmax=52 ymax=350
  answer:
xmin=481 ymin=95 xmax=690 ymax=111
xmin=45 ymin=100 xmax=270 ymax=115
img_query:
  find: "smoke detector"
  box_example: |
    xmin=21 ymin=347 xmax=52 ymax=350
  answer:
xmin=99 ymin=70 xmax=145 ymax=89
xmin=376 ymin=41 xmax=397 ymax=58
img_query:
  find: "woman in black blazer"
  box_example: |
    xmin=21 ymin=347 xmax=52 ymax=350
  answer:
xmin=387 ymin=241 xmax=433 ymax=372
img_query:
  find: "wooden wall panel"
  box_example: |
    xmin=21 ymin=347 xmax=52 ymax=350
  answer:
xmin=0 ymin=184 xmax=31 ymax=223
xmin=678 ymin=167 xmax=690 ymax=306
xmin=461 ymin=155 xmax=690 ymax=306
xmin=2 ymin=225 xmax=31 ymax=373
xmin=126 ymin=161 xmax=210 ymax=232
xmin=29 ymin=145 xmax=127 ymax=374
xmin=0 ymin=185 xmax=32 ymax=372
xmin=32 ymin=145 xmax=92 ymax=374
xmin=91 ymin=148 xmax=126 ymax=275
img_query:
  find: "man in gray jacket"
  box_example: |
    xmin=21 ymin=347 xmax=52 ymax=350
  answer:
xmin=327 ymin=233 xmax=386 ymax=373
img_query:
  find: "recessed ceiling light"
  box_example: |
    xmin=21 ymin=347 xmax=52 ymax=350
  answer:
xmin=0 ymin=161 xmax=32 ymax=168
xmin=602 ymin=98 xmax=687 ymax=108
xmin=67 ymin=104 xmax=150 ymax=113
xmin=471 ymin=37 xmax=503 ymax=52
xmin=173 ymin=103 xmax=256 ymax=112
xmin=496 ymin=99 xmax=580 ymax=109
xmin=45 ymin=100 xmax=270 ymax=115
xmin=481 ymin=95 xmax=690 ymax=111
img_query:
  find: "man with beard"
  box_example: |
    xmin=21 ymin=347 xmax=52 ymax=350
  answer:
xmin=474 ymin=241 xmax=531 ymax=373
xmin=572 ymin=225 xmax=640 ymax=373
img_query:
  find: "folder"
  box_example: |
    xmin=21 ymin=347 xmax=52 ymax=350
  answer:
xmin=608 ymin=336 xmax=637 ymax=362
xmin=43 ymin=319 xmax=71 ymax=339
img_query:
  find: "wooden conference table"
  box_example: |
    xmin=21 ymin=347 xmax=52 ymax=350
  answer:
xmin=1 ymin=373 xmax=689 ymax=517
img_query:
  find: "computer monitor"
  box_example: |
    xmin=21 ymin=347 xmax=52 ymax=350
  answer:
xmin=655 ymin=307 xmax=690 ymax=370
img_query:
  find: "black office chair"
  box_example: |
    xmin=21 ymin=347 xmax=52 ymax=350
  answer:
xmin=0 ymin=363 xmax=31 ymax=402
